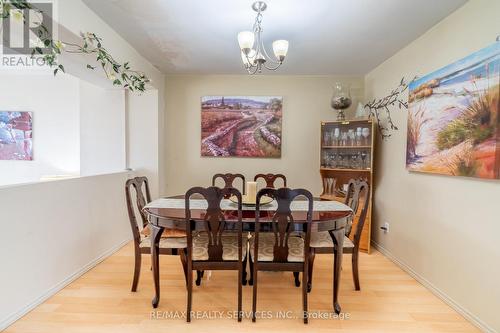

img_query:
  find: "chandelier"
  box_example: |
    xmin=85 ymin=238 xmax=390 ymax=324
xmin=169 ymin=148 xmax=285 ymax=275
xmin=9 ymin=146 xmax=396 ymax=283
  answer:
xmin=237 ymin=1 xmax=289 ymax=74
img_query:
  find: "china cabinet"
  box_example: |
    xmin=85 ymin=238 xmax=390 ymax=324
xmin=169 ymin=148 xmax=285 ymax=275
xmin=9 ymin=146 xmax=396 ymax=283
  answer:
xmin=319 ymin=119 xmax=375 ymax=253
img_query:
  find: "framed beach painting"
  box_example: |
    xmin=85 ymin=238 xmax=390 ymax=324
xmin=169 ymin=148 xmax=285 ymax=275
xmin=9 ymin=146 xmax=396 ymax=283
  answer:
xmin=201 ymin=96 xmax=283 ymax=158
xmin=0 ymin=111 xmax=33 ymax=161
xmin=406 ymin=43 xmax=500 ymax=179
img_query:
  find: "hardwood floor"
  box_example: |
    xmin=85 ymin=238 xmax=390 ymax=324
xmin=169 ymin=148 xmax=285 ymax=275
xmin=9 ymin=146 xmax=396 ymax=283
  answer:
xmin=5 ymin=242 xmax=479 ymax=333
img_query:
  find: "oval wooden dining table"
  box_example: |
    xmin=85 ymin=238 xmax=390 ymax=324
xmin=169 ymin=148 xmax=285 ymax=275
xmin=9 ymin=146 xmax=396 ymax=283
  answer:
xmin=144 ymin=195 xmax=352 ymax=314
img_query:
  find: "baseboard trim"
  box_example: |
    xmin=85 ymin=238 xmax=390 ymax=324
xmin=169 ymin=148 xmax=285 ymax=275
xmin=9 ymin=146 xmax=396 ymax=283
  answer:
xmin=0 ymin=238 xmax=131 ymax=331
xmin=372 ymin=241 xmax=496 ymax=333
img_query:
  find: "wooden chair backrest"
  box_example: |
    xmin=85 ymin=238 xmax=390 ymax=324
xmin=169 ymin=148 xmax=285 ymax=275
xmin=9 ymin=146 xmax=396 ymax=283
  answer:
xmin=255 ymin=188 xmax=313 ymax=263
xmin=212 ymin=173 xmax=246 ymax=194
xmin=344 ymin=179 xmax=370 ymax=246
xmin=125 ymin=177 xmax=152 ymax=244
xmin=254 ymin=173 xmax=287 ymax=188
xmin=185 ymin=186 xmax=243 ymax=262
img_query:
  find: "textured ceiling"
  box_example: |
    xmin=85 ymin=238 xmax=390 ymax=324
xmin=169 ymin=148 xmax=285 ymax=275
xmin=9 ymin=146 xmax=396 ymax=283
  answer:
xmin=83 ymin=0 xmax=467 ymax=75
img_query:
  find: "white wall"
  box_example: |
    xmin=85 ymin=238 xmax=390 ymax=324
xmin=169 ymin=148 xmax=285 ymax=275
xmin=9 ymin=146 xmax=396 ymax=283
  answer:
xmin=0 ymin=0 xmax=166 ymax=329
xmin=364 ymin=0 xmax=500 ymax=332
xmin=0 ymin=172 xmax=132 ymax=331
xmin=0 ymin=72 xmax=129 ymax=185
xmin=164 ymin=75 xmax=364 ymax=196
xmin=0 ymin=72 xmax=80 ymax=185
xmin=80 ymin=80 xmax=126 ymax=176
xmin=126 ymin=90 xmax=160 ymax=197
xmin=57 ymin=0 xmax=167 ymax=194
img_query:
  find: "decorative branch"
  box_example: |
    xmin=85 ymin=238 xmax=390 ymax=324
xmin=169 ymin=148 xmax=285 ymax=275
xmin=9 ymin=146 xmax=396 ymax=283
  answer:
xmin=1 ymin=0 xmax=150 ymax=92
xmin=364 ymin=76 xmax=416 ymax=139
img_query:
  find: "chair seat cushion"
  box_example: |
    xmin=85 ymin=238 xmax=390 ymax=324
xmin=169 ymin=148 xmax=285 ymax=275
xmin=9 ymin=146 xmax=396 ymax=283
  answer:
xmin=139 ymin=235 xmax=187 ymax=249
xmin=310 ymin=232 xmax=354 ymax=249
xmin=192 ymin=233 xmax=247 ymax=261
xmin=249 ymin=233 xmax=304 ymax=262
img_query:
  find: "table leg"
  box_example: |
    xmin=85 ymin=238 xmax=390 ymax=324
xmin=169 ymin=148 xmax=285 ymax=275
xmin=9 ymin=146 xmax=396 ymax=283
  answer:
xmin=329 ymin=229 xmax=344 ymax=314
xmin=151 ymin=224 xmax=164 ymax=308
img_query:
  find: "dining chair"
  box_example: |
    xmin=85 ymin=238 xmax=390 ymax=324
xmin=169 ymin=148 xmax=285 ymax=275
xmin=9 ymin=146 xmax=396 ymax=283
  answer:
xmin=184 ymin=186 xmax=246 ymax=322
xmin=251 ymin=173 xmax=301 ymax=287
xmin=250 ymin=188 xmax=314 ymax=324
xmin=196 ymin=174 xmax=247 ymax=286
xmin=308 ymin=178 xmax=370 ymax=292
xmin=212 ymin=173 xmax=246 ymax=194
xmin=254 ymin=173 xmax=287 ymax=188
xmin=125 ymin=177 xmax=188 ymax=292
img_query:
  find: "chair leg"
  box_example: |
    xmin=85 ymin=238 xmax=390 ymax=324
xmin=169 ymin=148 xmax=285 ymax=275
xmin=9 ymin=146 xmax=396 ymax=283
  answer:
xmin=248 ymin=258 xmax=254 ymax=286
xmin=238 ymin=262 xmax=243 ymax=322
xmin=180 ymin=249 xmax=188 ymax=287
xmin=242 ymin=254 xmax=248 ymax=286
xmin=187 ymin=269 xmax=193 ymax=323
xmin=293 ymin=272 xmax=300 ymax=287
xmin=352 ymin=250 xmax=360 ymax=291
xmin=302 ymin=268 xmax=308 ymax=324
xmin=330 ymin=229 xmax=344 ymax=314
xmin=307 ymin=249 xmax=315 ymax=293
xmin=252 ymin=268 xmax=258 ymax=322
xmin=131 ymin=247 xmax=141 ymax=292
xmin=195 ymin=270 xmax=203 ymax=286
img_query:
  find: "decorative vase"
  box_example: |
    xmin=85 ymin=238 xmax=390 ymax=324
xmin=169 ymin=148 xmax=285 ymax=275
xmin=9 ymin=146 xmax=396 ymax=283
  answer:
xmin=331 ymin=83 xmax=352 ymax=121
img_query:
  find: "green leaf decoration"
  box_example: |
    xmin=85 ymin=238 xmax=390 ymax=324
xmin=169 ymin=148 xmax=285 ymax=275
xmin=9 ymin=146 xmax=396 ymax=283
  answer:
xmin=1 ymin=0 xmax=150 ymax=92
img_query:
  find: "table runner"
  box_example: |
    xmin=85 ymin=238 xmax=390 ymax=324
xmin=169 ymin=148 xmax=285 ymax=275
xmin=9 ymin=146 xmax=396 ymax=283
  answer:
xmin=145 ymin=198 xmax=352 ymax=212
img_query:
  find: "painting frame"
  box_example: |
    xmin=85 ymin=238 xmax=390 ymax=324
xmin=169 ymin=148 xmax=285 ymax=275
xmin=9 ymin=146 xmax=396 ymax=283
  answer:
xmin=201 ymin=95 xmax=283 ymax=158
xmin=406 ymin=43 xmax=500 ymax=180
xmin=0 ymin=111 xmax=33 ymax=161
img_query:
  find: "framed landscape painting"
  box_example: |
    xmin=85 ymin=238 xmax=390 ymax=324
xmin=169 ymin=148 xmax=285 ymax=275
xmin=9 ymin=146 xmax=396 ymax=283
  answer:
xmin=406 ymin=43 xmax=500 ymax=179
xmin=0 ymin=111 xmax=33 ymax=161
xmin=201 ymin=96 xmax=283 ymax=157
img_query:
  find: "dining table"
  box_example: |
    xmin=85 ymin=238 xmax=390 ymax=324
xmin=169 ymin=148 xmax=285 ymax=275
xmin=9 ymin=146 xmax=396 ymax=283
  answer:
xmin=144 ymin=195 xmax=352 ymax=314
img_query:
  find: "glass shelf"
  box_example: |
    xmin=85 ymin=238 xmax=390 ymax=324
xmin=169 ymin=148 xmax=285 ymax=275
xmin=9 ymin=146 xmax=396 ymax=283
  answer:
xmin=321 ymin=121 xmax=372 ymax=148
xmin=320 ymin=167 xmax=371 ymax=172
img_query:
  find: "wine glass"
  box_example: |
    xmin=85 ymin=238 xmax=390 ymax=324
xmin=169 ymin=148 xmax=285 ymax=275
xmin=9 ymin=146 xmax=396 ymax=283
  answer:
xmin=333 ymin=128 xmax=340 ymax=146
xmin=344 ymin=153 xmax=350 ymax=169
xmin=341 ymin=132 xmax=348 ymax=146
xmin=347 ymin=129 xmax=355 ymax=146
xmin=360 ymin=151 xmax=367 ymax=169
xmin=325 ymin=152 xmax=330 ymax=168
xmin=356 ymin=127 xmax=362 ymax=146
xmin=362 ymin=127 xmax=370 ymax=145
xmin=348 ymin=153 xmax=354 ymax=169
xmin=338 ymin=152 xmax=344 ymax=168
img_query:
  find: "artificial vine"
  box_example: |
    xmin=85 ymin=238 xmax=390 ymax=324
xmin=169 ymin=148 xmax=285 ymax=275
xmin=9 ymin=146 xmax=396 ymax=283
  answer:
xmin=364 ymin=77 xmax=416 ymax=139
xmin=1 ymin=0 xmax=150 ymax=92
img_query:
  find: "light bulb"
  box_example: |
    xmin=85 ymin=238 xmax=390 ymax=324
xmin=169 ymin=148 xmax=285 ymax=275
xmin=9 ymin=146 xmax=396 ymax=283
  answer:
xmin=238 ymin=31 xmax=255 ymax=51
xmin=272 ymin=40 xmax=289 ymax=61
